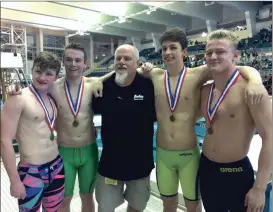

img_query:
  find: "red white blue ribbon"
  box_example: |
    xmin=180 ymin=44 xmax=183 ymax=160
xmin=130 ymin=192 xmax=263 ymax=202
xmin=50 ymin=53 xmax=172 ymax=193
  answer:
xmin=206 ymin=70 xmax=240 ymax=125
xmin=64 ymin=78 xmax=84 ymax=120
xmin=164 ymin=66 xmax=187 ymax=113
xmin=29 ymin=84 xmax=57 ymax=133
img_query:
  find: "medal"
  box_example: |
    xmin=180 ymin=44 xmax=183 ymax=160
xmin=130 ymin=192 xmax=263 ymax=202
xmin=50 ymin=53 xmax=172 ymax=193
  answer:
xmin=170 ymin=114 xmax=175 ymax=122
xmin=164 ymin=66 xmax=187 ymax=122
xmin=206 ymin=70 xmax=240 ymax=133
xmin=29 ymin=84 xmax=57 ymax=142
xmin=64 ymin=78 xmax=84 ymax=127
xmin=50 ymin=132 xmax=55 ymax=141
xmin=207 ymin=127 xmax=213 ymax=135
xmin=73 ymin=119 xmax=79 ymax=127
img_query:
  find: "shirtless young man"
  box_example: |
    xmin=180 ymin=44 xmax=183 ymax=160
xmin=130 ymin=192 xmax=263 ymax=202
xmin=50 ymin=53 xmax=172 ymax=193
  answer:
xmin=8 ymin=42 xmax=99 ymax=212
xmin=198 ymin=29 xmax=272 ymax=212
xmin=94 ymin=28 xmax=265 ymax=212
xmin=1 ymin=52 xmax=65 ymax=211
xmin=53 ymin=42 xmax=99 ymax=212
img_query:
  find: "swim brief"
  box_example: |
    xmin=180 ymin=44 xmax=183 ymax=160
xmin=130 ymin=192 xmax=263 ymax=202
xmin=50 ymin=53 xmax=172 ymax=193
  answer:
xmin=199 ymin=153 xmax=255 ymax=212
xmin=17 ymin=154 xmax=65 ymax=212
xmin=58 ymin=142 xmax=99 ymax=197
xmin=156 ymin=145 xmax=200 ymax=201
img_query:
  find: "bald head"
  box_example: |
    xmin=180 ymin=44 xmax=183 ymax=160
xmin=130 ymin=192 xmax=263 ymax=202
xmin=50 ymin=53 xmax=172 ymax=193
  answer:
xmin=115 ymin=44 xmax=139 ymax=61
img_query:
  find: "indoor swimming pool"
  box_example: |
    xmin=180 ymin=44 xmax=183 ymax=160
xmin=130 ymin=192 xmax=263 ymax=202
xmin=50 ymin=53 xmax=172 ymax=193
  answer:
xmin=93 ymin=116 xmax=272 ymax=212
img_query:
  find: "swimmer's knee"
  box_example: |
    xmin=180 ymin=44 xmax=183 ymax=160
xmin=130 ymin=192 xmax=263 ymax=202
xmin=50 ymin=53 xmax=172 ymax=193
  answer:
xmin=184 ymin=198 xmax=202 ymax=212
xmin=59 ymin=196 xmax=73 ymax=212
xmin=80 ymin=193 xmax=95 ymax=212
xmin=61 ymin=196 xmax=73 ymax=204
xmin=80 ymin=192 xmax=94 ymax=200
xmin=161 ymin=194 xmax=178 ymax=212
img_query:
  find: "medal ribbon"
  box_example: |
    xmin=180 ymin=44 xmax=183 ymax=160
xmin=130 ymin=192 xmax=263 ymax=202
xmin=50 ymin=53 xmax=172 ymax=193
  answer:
xmin=206 ymin=70 xmax=240 ymax=125
xmin=164 ymin=66 xmax=187 ymax=113
xmin=64 ymin=78 xmax=84 ymax=120
xmin=29 ymin=84 xmax=57 ymax=133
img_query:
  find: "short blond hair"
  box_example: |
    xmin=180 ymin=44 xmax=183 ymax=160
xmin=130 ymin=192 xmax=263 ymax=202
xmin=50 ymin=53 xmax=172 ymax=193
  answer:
xmin=207 ymin=29 xmax=239 ymax=50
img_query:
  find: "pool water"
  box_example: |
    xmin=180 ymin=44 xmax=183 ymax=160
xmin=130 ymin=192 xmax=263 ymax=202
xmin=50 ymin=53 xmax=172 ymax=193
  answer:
xmin=96 ymin=118 xmax=206 ymax=162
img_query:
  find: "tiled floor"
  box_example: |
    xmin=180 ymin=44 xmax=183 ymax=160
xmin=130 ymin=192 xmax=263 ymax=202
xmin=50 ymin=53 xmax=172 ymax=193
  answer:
xmin=1 ymin=156 xmax=184 ymax=212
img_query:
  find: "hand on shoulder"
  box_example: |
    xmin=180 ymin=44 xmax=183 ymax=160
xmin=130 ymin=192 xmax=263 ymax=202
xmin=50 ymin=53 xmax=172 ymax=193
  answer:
xmin=92 ymin=80 xmax=103 ymax=98
xmin=140 ymin=62 xmax=164 ymax=76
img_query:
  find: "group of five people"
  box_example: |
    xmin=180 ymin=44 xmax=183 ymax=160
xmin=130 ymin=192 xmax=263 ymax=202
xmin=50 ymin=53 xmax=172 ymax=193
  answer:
xmin=1 ymin=28 xmax=272 ymax=212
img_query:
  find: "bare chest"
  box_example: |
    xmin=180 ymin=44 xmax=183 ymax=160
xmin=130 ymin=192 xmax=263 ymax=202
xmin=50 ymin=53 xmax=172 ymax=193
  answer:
xmin=54 ymin=83 xmax=92 ymax=114
xmin=153 ymin=74 xmax=200 ymax=110
xmin=23 ymin=97 xmax=56 ymax=122
xmin=203 ymin=88 xmax=245 ymax=123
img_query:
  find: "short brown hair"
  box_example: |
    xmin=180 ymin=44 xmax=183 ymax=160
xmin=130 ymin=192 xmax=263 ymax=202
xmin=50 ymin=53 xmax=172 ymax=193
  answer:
xmin=159 ymin=28 xmax=188 ymax=50
xmin=32 ymin=52 xmax=61 ymax=75
xmin=208 ymin=29 xmax=239 ymax=50
xmin=63 ymin=42 xmax=87 ymax=61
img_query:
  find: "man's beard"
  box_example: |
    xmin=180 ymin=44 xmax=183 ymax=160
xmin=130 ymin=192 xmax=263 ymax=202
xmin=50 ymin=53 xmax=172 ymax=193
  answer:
xmin=115 ymin=70 xmax=128 ymax=85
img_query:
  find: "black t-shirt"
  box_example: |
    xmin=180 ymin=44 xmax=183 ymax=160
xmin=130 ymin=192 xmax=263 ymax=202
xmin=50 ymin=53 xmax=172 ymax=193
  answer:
xmin=92 ymin=72 xmax=156 ymax=181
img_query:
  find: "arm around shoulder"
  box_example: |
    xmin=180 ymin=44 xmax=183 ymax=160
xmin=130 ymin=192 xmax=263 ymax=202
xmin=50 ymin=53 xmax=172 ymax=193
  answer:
xmin=137 ymin=66 xmax=165 ymax=78
xmin=98 ymin=71 xmax=115 ymax=82
xmin=236 ymin=66 xmax=266 ymax=104
xmin=193 ymin=65 xmax=213 ymax=85
xmin=236 ymin=66 xmax=262 ymax=84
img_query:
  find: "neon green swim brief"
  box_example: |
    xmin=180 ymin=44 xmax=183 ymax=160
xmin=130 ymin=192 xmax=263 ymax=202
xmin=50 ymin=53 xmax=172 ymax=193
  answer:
xmin=156 ymin=145 xmax=200 ymax=201
xmin=58 ymin=142 xmax=99 ymax=197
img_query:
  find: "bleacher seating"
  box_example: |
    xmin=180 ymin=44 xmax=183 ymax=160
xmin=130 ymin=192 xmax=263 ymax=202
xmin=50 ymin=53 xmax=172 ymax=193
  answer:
xmin=139 ymin=48 xmax=155 ymax=58
xmin=90 ymin=27 xmax=272 ymax=95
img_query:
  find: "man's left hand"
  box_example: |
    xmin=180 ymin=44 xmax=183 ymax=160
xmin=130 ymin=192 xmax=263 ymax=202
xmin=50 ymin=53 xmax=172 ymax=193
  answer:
xmin=141 ymin=62 xmax=154 ymax=74
xmin=245 ymin=83 xmax=265 ymax=105
xmin=92 ymin=80 xmax=103 ymax=98
xmin=245 ymin=187 xmax=265 ymax=212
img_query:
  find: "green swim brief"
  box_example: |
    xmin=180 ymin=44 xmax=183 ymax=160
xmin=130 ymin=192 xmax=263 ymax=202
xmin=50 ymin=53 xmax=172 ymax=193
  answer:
xmin=156 ymin=145 xmax=201 ymax=201
xmin=58 ymin=142 xmax=99 ymax=197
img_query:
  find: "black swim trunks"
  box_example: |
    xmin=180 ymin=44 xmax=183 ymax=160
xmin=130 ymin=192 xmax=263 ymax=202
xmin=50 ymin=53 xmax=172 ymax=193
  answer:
xmin=199 ymin=153 xmax=255 ymax=212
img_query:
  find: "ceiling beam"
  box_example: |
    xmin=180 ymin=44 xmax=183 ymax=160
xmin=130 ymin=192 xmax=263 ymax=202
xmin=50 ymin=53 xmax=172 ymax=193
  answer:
xmin=1 ymin=8 xmax=146 ymax=39
xmin=217 ymin=1 xmax=262 ymax=13
xmin=139 ymin=2 xmax=222 ymax=21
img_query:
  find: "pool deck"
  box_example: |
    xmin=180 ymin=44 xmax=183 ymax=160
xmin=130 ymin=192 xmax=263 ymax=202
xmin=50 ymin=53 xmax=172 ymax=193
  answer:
xmin=1 ymin=155 xmax=184 ymax=212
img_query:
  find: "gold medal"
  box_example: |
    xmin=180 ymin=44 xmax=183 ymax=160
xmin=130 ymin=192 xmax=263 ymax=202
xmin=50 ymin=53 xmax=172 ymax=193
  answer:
xmin=64 ymin=78 xmax=84 ymax=129
xmin=170 ymin=114 xmax=175 ymax=122
xmin=73 ymin=119 xmax=79 ymax=127
xmin=207 ymin=127 xmax=213 ymax=135
xmin=50 ymin=132 xmax=55 ymax=141
xmin=29 ymin=84 xmax=57 ymax=143
xmin=164 ymin=67 xmax=187 ymax=124
xmin=206 ymin=70 xmax=240 ymax=135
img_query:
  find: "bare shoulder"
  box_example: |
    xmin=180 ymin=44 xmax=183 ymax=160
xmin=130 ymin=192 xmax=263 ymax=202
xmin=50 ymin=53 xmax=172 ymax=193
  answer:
xmin=55 ymin=77 xmax=65 ymax=85
xmin=151 ymin=67 xmax=165 ymax=76
xmin=236 ymin=75 xmax=248 ymax=88
xmin=189 ymin=65 xmax=211 ymax=84
xmin=83 ymin=76 xmax=98 ymax=85
xmin=3 ymin=89 xmax=26 ymax=111
xmin=191 ymin=65 xmax=208 ymax=73
xmin=186 ymin=67 xmax=201 ymax=76
xmin=53 ymin=77 xmax=65 ymax=88
xmin=236 ymin=65 xmax=256 ymax=72
xmin=51 ymin=77 xmax=65 ymax=95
